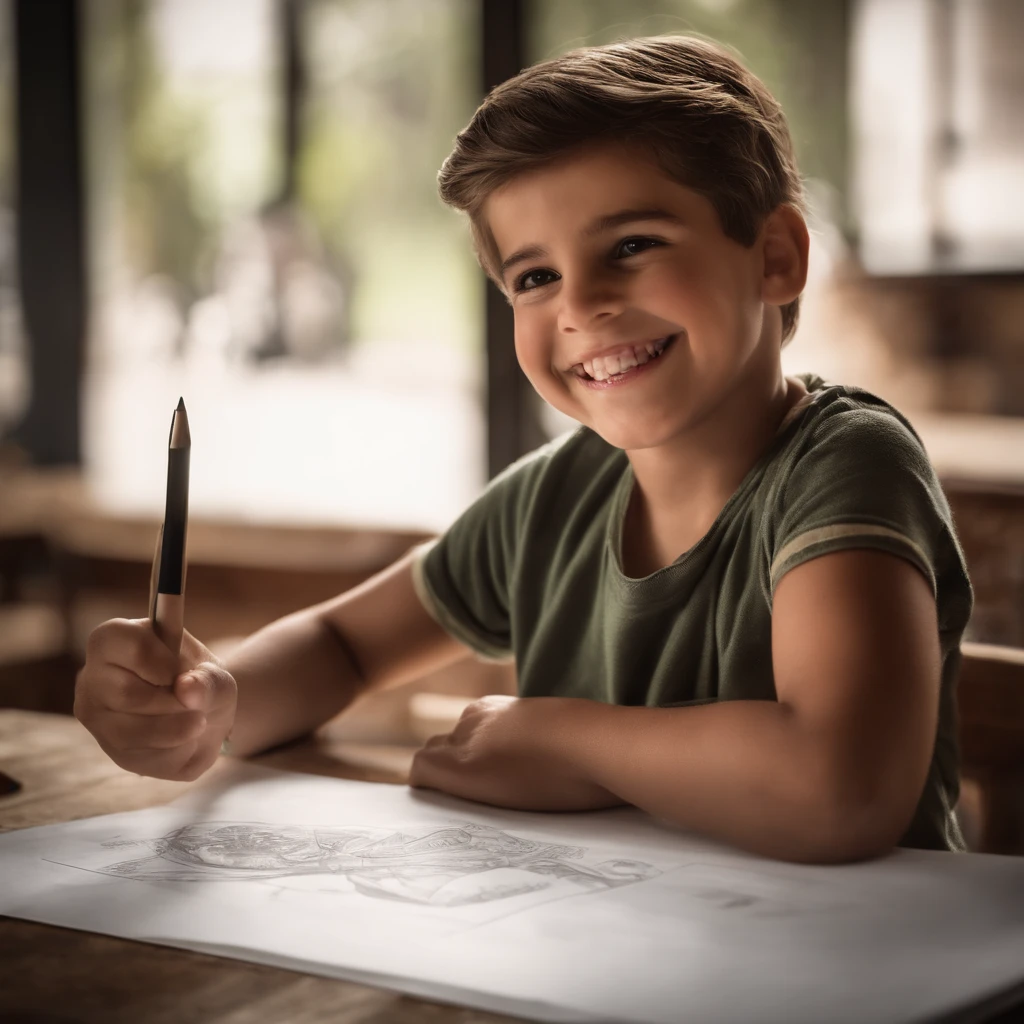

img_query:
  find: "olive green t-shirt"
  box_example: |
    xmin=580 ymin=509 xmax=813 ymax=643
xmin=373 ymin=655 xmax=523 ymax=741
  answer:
xmin=412 ymin=376 xmax=973 ymax=851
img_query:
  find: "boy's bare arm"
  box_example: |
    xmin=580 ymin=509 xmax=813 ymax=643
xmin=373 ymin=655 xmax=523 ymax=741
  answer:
xmin=223 ymin=549 xmax=470 ymax=757
xmin=410 ymin=548 xmax=941 ymax=864
xmin=76 ymin=548 xmax=471 ymax=779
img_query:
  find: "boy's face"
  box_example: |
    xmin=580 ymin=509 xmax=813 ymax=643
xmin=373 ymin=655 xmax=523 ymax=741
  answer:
xmin=483 ymin=144 xmax=800 ymax=452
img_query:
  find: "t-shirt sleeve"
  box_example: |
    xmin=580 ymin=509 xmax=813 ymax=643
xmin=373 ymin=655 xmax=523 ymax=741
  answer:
xmin=768 ymin=406 xmax=961 ymax=604
xmin=411 ymin=454 xmax=541 ymax=663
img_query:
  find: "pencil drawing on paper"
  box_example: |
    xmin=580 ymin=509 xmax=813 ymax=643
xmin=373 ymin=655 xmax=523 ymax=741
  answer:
xmin=95 ymin=820 xmax=661 ymax=907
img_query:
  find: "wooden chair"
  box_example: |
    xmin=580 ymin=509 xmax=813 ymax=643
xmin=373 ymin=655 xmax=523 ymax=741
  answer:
xmin=957 ymin=641 xmax=1024 ymax=854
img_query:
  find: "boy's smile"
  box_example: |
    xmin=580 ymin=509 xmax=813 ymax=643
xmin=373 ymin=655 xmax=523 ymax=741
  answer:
xmin=483 ymin=143 xmax=803 ymax=454
xmin=568 ymin=332 xmax=677 ymax=387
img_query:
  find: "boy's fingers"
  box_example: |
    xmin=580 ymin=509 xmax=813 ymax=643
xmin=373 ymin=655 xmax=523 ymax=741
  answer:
xmin=101 ymin=708 xmax=207 ymax=751
xmin=92 ymin=666 xmax=194 ymax=716
xmin=420 ymin=733 xmax=450 ymax=749
xmin=87 ymin=618 xmax=181 ymax=688
xmin=173 ymin=663 xmax=236 ymax=714
xmin=178 ymin=628 xmax=216 ymax=668
xmin=408 ymin=751 xmax=429 ymax=788
xmin=409 ymin=742 xmax=454 ymax=789
xmin=77 ymin=620 xmax=228 ymax=783
xmin=119 ymin=739 xmax=210 ymax=783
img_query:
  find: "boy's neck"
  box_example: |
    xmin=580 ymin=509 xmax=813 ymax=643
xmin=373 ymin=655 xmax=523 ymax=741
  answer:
xmin=621 ymin=370 xmax=805 ymax=575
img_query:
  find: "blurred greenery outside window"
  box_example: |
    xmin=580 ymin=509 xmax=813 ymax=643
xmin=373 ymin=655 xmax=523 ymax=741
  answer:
xmin=80 ymin=0 xmax=854 ymax=531
xmin=33 ymin=0 xmax=1016 ymax=525
xmin=83 ymin=0 xmax=483 ymax=531
xmin=5 ymin=0 xmax=856 ymax=489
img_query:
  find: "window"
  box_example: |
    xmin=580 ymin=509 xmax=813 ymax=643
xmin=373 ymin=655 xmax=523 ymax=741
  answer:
xmin=852 ymin=0 xmax=1024 ymax=273
xmin=83 ymin=0 xmax=483 ymax=531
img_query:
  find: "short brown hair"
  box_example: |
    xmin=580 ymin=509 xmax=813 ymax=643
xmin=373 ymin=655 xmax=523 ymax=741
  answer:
xmin=438 ymin=34 xmax=806 ymax=340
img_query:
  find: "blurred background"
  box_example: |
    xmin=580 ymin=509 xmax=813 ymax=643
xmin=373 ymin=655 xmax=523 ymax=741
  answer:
xmin=1 ymin=0 xmax=1022 ymax=775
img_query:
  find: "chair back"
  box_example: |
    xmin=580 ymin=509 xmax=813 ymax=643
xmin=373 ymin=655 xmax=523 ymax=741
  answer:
xmin=957 ymin=641 xmax=1024 ymax=853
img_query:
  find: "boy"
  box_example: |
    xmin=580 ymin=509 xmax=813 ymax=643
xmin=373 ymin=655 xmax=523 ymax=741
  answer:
xmin=75 ymin=35 xmax=972 ymax=865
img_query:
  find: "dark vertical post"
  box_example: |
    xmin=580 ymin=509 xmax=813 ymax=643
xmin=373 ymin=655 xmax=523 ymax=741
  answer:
xmin=481 ymin=0 xmax=543 ymax=478
xmin=12 ymin=0 xmax=86 ymax=465
xmin=928 ymin=0 xmax=957 ymax=266
xmin=278 ymin=0 xmax=305 ymax=204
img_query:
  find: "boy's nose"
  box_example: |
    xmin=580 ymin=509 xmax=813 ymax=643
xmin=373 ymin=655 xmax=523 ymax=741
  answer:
xmin=556 ymin=276 xmax=626 ymax=333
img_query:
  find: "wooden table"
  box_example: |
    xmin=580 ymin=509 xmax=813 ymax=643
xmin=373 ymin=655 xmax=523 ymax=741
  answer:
xmin=0 ymin=710 xmax=521 ymax=1024
xmin=5 ymin=711 xmax=1024 ymax=1024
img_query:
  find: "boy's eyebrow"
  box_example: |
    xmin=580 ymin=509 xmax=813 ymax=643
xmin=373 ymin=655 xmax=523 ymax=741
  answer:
xmin=583 ymin=207 xmax=684 ymax=237
xmin=499 ymin=208 xmax=684 ymax=279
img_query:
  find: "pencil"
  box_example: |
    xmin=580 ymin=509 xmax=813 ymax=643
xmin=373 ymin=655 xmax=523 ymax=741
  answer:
xmin=149 ymin=397 xmax=190 ymax=656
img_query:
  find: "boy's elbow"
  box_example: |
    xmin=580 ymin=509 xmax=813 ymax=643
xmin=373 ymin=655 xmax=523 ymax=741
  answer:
xmin=778 ymin=741 xmax=923 ymax=865
xmin=795 ymin=788 xmax=912 ymax=865
xmin=736 ymin=811 xmax=896 ymax=866
xmin=797 ymin=824 xmax=896 ymax=865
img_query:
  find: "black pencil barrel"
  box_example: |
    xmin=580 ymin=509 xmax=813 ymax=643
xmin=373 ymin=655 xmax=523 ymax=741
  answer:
xmin=157 ymin=446 xmax=189 ymax=594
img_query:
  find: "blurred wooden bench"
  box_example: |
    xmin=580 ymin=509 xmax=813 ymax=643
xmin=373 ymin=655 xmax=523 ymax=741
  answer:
xmin=944 ymin=478 xmax=1024 ymax=648
xmin=958 ymin=641 xmax=1024 ymax=854
xmin=0 ymin=463 xmax=515 ymax=734
xmin=0 ymin=466 xmax=85 ymax=713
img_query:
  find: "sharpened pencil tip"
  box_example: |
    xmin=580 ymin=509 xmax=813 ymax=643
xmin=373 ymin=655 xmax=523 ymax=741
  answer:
xmin=169 ymin=398 xmax=191 ymax=448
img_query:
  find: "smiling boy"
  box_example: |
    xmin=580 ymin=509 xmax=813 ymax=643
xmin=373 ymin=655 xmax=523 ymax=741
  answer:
xmin=75 ymin=36 xmax=972 ymax=864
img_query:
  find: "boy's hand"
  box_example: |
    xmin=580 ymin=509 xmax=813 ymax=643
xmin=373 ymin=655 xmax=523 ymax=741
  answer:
xmin=74 ymin=619 xmax=237 ymax=783
xmin=409 ymin=695 xmax=622 ymax=812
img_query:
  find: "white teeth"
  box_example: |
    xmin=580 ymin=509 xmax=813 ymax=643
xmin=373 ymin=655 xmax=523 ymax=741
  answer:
xmin=591 ymin=352 xmax=630 ymax=381
xmin=577 ymin=336 xmax=672 ymax=381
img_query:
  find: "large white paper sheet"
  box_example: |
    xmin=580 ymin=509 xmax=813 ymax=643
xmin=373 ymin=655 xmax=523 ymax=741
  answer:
xmin=2 ymin=761 xmax=1023 ymax=1023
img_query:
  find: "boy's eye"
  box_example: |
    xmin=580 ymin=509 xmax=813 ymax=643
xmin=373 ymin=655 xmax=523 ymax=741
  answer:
xmin=514 ymin=268 xmax=558 ymax=293
xmin=511 ymin=237 xmax=662 ymax=293
xmin=614 ymin=237 xmax=662 ymax=258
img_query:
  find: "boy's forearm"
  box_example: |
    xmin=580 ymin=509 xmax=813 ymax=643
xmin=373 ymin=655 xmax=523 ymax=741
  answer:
xmin=558 ymin=699 xmax=893 ymax=863
xmin=221 ymin=609 xmax=365 ymax=758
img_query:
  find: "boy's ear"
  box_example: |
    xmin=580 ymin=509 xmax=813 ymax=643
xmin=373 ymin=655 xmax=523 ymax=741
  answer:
xmin=759 ymin=205 xmax=809 ymax=307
